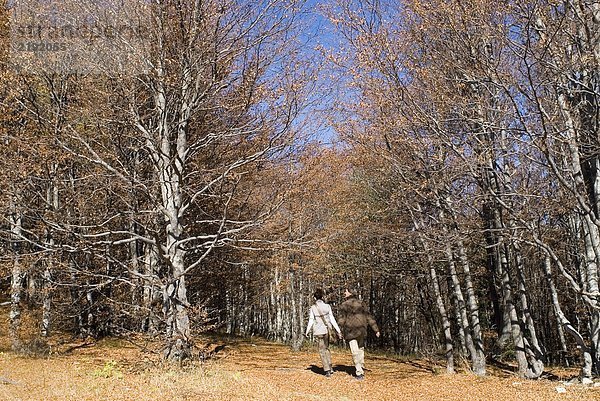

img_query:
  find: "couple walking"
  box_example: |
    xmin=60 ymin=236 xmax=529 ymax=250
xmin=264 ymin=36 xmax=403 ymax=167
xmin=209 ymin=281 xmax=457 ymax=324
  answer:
xmin=305 ymin=288 xmax=380 ymax=380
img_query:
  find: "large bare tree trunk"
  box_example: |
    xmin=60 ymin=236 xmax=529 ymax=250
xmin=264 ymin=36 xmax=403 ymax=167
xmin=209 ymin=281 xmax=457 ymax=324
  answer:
xmin=555 ymin=88 xmax=600 ymax=374
xmin=153 ymin=34 xmax=191 ymax=360
xmin=160 ymin=142 xmax=191 ymax=360
xmin=581 ymin=216 xmax=600 ymax=373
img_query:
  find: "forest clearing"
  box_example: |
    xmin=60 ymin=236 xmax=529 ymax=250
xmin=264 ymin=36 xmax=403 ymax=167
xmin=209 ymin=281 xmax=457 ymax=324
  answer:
xmin=0 ymin=332 xmax=598 ymax=401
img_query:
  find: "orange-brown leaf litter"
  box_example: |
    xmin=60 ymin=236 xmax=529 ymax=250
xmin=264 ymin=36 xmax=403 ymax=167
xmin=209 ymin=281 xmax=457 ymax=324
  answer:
xmin=0 ymin=335 xmax=597 ymax=401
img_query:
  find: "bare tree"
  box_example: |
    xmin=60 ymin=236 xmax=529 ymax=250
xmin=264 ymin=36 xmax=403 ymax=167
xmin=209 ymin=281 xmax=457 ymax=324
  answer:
xmin=12 ymin=0 xmax=312 ymax=360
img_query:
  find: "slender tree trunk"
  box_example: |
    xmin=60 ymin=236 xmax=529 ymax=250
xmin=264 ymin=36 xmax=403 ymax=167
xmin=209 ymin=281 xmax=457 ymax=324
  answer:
xmin=297 ymin=273 xmax=304 ymax=348
xmin=429 ymin=252 xmax=455 ymax=373
xmin=290 ymin=268 xmax=303 ymax=351
xmin=456 ymin=239 xmax=486 ymax=375
xmin=10 ymin=258 xmax=23 ymax=351
xmin=86 ymin=287 xmax=94 ymax=337
xmin=414 ymin=209 xmax=457 ymax=372
xmin=241 ymin=264 xmax=249 ymax=336
xmin=40 ymin=251 xmax=52 ymax=338
xmin=498 ymin=245 xmax=542 ymax=378
xmin=9 ymin=198 xmax=23 ymax=351
xmin=451 ymin=287 xmax=468 ymax=358
xmin=275 ymin=266 xmax=283 ymax=340
xmin=446 ymin=244 xmax=480 ymax=374
xmin=514 ymin=245 xmax=544 ymax=377
xmin=142 ymin=242 xmax=160 ymax=333
xmin=269 ymin=270 xmax=276 ymax=338
xmin=41 ymin=165 xmax=59 ymax=337
xmin=498 ymin=251 xmax=529 ymax=378
xmin=542 ymin=254 xmax=593 ymax=378
xmin=130 ymin=218 xmax=140 ymax=306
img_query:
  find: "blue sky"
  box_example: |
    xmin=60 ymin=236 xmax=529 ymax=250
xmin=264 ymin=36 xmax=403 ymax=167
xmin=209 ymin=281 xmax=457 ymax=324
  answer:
xmin=295 ymin=0 xmax=346 ymax=146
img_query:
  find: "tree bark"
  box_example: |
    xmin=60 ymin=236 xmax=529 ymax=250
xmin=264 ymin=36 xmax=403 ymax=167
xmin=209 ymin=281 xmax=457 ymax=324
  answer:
xmin=542 ymin=254 xmax=593 ymax=378
xmin=429 ymin=251 xmax=455 ymax=373
xmin=9 ymin=197 xmax=23 ymax=351
xmin=456 ymin=239 xmax=486 ymax=375
xmin=41 ymin=164 xmax=59 ymax=338
xmin=446 ymin=243 xmax=481 ymax=374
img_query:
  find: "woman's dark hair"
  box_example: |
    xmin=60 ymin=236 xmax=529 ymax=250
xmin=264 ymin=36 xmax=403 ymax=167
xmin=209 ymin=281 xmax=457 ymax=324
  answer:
xmin=313 ymin=288 xmax=324 ymax=300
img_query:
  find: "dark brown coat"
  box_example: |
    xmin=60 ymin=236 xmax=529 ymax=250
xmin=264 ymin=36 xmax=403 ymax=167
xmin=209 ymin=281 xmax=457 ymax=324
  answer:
xmin=337 ymin=296 xmax=379 ymax=347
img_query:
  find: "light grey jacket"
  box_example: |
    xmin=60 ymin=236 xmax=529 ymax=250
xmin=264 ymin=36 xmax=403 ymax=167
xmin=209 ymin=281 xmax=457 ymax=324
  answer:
xmin=305 ymin=300 xmax=342 ymax=336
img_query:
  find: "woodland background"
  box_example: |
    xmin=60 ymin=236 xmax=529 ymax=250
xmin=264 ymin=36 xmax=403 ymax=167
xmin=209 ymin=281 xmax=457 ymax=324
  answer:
xmin=1 ymin=0 xmax=600 ymax=382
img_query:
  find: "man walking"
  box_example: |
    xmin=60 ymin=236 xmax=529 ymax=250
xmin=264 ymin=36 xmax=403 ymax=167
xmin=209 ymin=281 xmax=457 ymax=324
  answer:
xmin=305 ymin=288 xmax=343 ymax=377
xmin=338 ymin=288 xmax=380 ymax=380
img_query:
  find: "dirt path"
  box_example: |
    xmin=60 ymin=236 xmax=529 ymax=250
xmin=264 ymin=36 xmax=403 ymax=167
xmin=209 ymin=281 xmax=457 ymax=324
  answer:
xmin=0 ymin=336 xmax=597 ymax=400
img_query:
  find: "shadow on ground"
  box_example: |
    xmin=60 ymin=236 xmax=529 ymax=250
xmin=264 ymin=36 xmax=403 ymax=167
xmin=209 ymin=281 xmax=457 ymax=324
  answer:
xmin=306 ymin=364 xmax=326 ymax=375
xmin=306 ymin=364 xmax=357 ymax=377
xmin=332 ymin=364 xmax=356 ymax=376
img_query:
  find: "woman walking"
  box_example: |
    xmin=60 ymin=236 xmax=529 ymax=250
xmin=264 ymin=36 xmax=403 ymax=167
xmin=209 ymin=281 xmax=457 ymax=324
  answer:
xmin=305 ymin=288 xmax=343 ymax=377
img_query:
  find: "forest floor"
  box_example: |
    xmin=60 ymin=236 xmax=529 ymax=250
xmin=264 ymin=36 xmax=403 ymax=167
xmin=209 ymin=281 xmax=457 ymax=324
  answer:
xmin=0 ymin=331 xmax=599 ymax=401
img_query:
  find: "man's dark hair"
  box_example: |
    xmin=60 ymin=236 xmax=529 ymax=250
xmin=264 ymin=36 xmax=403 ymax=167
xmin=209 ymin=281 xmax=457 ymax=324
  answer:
xmin=313 ymin=288 xmax=324 ymax=300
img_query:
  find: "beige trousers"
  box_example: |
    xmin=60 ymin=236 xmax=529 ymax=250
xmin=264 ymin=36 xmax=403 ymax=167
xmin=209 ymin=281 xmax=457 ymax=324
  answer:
xmin=349 ymin=339 xmax=365 ymax=376
xmin=316 ymin=334 xmax=332 ymax=372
